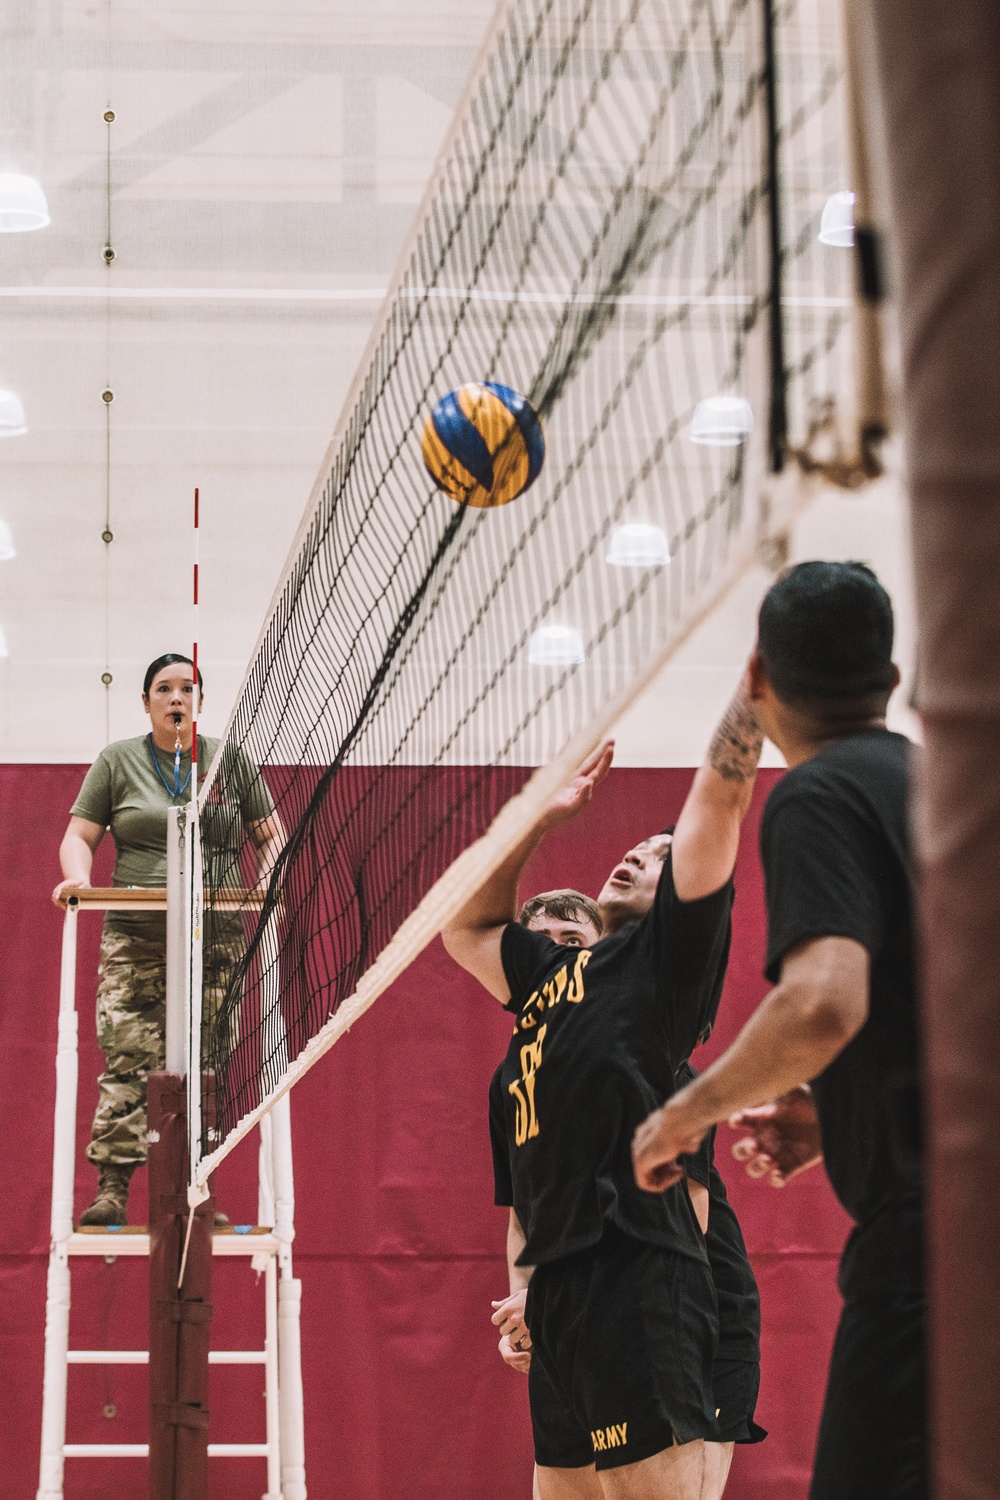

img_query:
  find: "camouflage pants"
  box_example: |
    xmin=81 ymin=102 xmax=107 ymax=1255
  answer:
xmin=87 ymin=925 xmax=242 ymax=1168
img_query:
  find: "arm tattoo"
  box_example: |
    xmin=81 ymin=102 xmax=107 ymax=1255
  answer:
xmin=709 ymin=690 xmax=764 ymax=783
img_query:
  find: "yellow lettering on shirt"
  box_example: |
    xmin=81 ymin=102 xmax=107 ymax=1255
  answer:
xmin=591 ymin=1430 xmax=607 ymax=1452
xmin=605 ymin=1427 xmax=619 ymax=1448
xmin=509 ymin=1024 xmax=547 ymax=1145
xmin=543 ymin=965 xmax=568 ymax=1008
xmin=566 ymin=949 xmax=591 ymax=1003
xmin=617 ymin=1423 xmax=627 ymax=1445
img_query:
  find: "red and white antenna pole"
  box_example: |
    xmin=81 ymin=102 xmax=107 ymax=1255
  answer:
xmin=192 ymin=485 xmax=199 ymax=806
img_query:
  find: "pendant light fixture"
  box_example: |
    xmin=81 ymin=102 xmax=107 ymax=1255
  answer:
xmin=818 ymin=190 xmax=855 ymax=248
xmin=0 ymin=390 xmax=27 ymax=436
xmin=0 ymin=173 xmax=51 ymax=232
xmin=528 ymin=624 xmax=586 ymax=667
xmin=690 ymin=395 xmax=754 ymax=447
xmin=606 ymin=523 xmax=671 ymax=567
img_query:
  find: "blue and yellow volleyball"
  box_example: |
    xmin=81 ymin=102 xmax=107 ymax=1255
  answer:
xmin=421 ymin=382 xmax=545 ymax=508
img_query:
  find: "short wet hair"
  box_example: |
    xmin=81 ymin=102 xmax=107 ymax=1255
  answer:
xmin=143 ymin=653 xmax=204 ymax=697
xmin=519 ymin=888 xmax=603 ymax=934
xmin=758 ymin=561 xmax=894 ymax=717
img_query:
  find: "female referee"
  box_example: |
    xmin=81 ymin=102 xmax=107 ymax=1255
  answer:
xmin=51 ymin=653 xmax=284 ymax=1227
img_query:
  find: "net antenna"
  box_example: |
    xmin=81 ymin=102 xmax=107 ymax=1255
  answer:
xmin=192 ymin=0 xmax=857 ymax=1186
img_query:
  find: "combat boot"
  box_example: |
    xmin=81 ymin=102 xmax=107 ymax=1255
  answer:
xmin=79 ymin=1164 xmax=135 ymax=1226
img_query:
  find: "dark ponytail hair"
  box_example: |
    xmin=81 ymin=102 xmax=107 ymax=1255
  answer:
xmin=143 ymin=653 xmax=204 ymax=697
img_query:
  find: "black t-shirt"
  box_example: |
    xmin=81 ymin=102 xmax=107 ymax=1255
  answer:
xmin=490 ymin=1061 xmax=514 ymax=1209
xmin=678 ymin=1066 xmax=761 ymax=1363
xmin=491 ymin=1057 xmax=761 ymax=1362
xmin=760 ymin=729 xmax=922 ymax=1299
xmin=496 ymin=854 xmax=733 ymax=1267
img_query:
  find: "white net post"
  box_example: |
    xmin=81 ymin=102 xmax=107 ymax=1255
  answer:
xmin=187 ymin=808 xmax=204 ymax=1193
xmin=165 ymin=808 xmax=187 ymax=1075
xmin=273 ymin=1093 xmax=305 ymax=1500
xmin=36 ymin=900 xmax=80 ymax=1500
xmin=259 ymin=910 xmax=307 ymax=1499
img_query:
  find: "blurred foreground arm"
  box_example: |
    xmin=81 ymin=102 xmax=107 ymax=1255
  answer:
xmin=633 ymin=935 xmax=869 ymax=1190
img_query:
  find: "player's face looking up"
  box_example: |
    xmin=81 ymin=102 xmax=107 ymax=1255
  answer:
xmin=598 ymin=833 xmax=672 ymax=928
xmin=524 ymin=911 xmax=600 ymax=947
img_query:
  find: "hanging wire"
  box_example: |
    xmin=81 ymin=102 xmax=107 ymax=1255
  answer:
xmin=99 ymin=0 xmax=116 ymax=744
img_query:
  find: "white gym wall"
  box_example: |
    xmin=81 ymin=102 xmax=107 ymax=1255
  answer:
xmin=0 ymin=0 xmax=916 ymax=766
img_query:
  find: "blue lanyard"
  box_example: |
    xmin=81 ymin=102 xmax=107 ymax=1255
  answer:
xmin=147 ymin=733 xmax=193 ymax=800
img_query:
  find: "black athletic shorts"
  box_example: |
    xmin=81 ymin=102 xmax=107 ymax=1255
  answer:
xmin=810 ymin=1292 xmax=927 ymax=1500
xmin=525 ymin=1225 xmax=719 ymax=1472
xmin=714 ymin=1357 xmax=766 ymax=1444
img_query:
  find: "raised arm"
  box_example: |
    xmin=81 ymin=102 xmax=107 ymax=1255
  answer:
xmin=52 ymin=816 xmax=106 ymax=905
xmin=632 ymin=934 xmax=869 ymax=1190
xmin=441 ymin=740 xmax=613 ymax=1002
xmin=670 ymin=674 xmax=763 ymax=902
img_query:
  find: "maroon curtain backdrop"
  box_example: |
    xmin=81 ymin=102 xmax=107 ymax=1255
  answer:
xmin=1 ymin=763 xmax=849 ymax=1500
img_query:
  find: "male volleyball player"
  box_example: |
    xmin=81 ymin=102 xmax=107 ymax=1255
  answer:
xmin=491 ymin=896 xmax=763 ymax=1401
xmin=633 ymin=561 xmax=925 ymax=1500
xmin=443 ymin=678 xmax=763 ymax=1500
xmin=488 ymin=895 xmax=763 ymax=1500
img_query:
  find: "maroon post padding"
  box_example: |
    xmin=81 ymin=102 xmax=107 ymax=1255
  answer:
xmin=148 ymin=1072 xmax=214 ymax=1500
xmin=868 ymin=4 xmax=1000 ymax=1499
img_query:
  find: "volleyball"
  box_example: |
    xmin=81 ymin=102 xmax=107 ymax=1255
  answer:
xmin=421 ymin=381 xmax=545 ymax=508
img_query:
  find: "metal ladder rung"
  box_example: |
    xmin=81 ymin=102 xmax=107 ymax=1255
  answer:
xmin=66 ymin=1350 xmax=267 ymax=1365
xmin=63 ymin=1443 xmax=269 ymax=1458
xmin=66 ymin=1228 xmax=280 ymax=1258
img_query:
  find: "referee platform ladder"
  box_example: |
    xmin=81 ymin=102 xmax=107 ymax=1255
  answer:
xmin=38 ymin=883 xmax=307 ymax=1500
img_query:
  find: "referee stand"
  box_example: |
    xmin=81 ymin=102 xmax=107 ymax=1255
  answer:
xmin=37 ymin=844 xmax=307 ymax=1499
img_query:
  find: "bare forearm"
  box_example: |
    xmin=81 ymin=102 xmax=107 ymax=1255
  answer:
xmin=672 ymin=681 xmax=763 ymax=900
xmin=707 ymin=682 xmax=764 ymax=799
xmin=59 ymin=833 xmax=94 ymax=884
xmin=447 ymin=825 xmax=545 ymax=935
xmin=251 ymin=819 xmax=286 ymax=883
xmin=507 ymin=1211 xmax=533 ymax=1295
xmin=678 ymin=984 xmax=855 ymax=1135
xmin=634 ymin=937 xmax=868 ymax=1191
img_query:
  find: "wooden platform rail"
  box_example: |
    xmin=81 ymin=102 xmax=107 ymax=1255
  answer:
xmin=56 ymin=887 xmax=267 ymax=912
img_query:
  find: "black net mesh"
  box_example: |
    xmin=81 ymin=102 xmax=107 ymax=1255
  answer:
xmin=195 ymin=0 xmax=852 ymax=1169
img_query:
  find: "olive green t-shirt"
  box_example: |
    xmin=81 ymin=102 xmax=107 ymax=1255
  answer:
xmin=71 ymin=735 xmax=275 ymax=938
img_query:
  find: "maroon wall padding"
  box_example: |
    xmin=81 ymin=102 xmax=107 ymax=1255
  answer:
xmin=868 ymin=6 xmax=1000 ymax=1497
xmin=1 ymin=763 xmax=850 ymax=1500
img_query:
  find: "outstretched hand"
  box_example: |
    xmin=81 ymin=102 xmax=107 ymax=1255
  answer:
xmin=542 ymin=741 xmax=614 ymax=830
xmin=632 ymin=1097 xmax=710 ymax=1193
xmin=729 ymin=1085 xmax=823 ymax=1187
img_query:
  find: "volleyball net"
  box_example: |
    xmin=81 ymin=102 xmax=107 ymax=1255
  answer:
xmin=190 ymin=0 xmax=857 ymax=1185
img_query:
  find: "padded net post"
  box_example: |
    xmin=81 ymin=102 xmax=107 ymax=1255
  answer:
xmin=148 ymin=1073 xmax=213 ymax=1500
